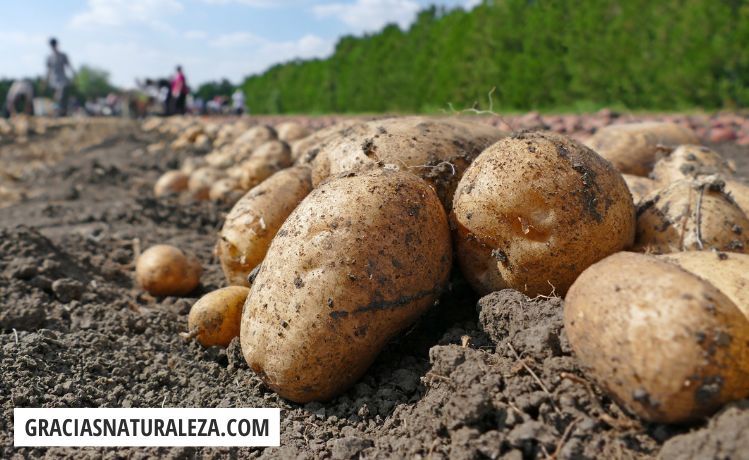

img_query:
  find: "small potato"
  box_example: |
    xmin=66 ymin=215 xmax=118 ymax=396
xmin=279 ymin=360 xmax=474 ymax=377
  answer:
xmin=180 ymin=156 xmax=207 ymax=174
xmin=276 ymin=121 xmax=310 ymax=143
xmin=209 ymin=178 xmax=243 ymax=203
xmin=241 ymin=169 xmax=451 ymax=402
xmin=651 ymin=145 xmax=735 ymax=185
xmin=452 ymin=131 xmax=635 ymax=297
xmin=236 ymin=157 xmax=285 ymax=191
xmin=205 ymin=149 xmax=236 ymax=169
xmin=311 ymin=116 xmax=506 ymax=210
xmin=586 ymin=122 xmax=699 ymax=176
xmin=217 ymin=166 xmax=313 ymax=286
xmin=136 ymin=244 xmax=202 ymax=296
xmin=188 ymin=167 xmax=225 ymax=201
xmin=188 ymin=286 xmax=250 ymax=347
xmin=234 ymin=125 xmax=277 ymax=150
xmin=565 ymin=252 xmax=749 ymax=423
xmin=622 ymin=174 xmax=657 ymax=206
xmin=635 ymin=178 xmax=749 ymax=254
xmin=154 ymin=170 xmax=189 ymax=197
xmin=250 ymin=140 xmax=292 ymax=167
xmin=659 ymin=251 xmax=749 ymax=319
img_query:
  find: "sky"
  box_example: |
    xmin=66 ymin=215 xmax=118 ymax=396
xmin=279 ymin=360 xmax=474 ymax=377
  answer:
xmin=0 ymin=0 xmax=480 ymax=88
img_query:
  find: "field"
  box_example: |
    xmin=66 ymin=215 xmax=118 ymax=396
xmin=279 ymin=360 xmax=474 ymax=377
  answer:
xmin=1 ymin=114 xmax=749 ymax=459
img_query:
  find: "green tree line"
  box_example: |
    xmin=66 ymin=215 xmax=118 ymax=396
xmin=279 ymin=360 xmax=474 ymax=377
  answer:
xmin=241 ymin=0 xmax=749 ymax=114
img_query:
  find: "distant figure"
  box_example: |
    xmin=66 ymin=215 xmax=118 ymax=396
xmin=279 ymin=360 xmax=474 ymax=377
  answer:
xmin=231 ymin=88 xmax=245 ymax=115
xmin=170 ymin=66 xmax=189 ymax=115
xmin=5 ymin=79 xmax=34 ymax=116
xmin=46 ymin=38 xmax=76 ymax=116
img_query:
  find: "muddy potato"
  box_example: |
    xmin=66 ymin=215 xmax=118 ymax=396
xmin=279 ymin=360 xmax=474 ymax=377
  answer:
xmin=241 ymin=169 xmax=452 ymax=402
xmin=291 ymin=120 xmax=364 ymax=163
xmin=188 ymin=286 xmax=250 ymax=347
xmin=452 ymin=131 xmax=635 ymax=297
xmin=565 ymin=252 xmax=749 ymax=423
xmin=622 ymin=174 xmax=657 ymax=206
xmin=651 ymin=145 xmax=735 ymax=184
xmin=234 ymin=124 xmax=277 ymax=150
xmin=217 ymin=166 xmax=313 ymax=286
xmin=136 ymin=244 xmax=202 ymax=296
xmin=311 ymin=116 xmax=505 ymax=210
xmin=659 ymin=251 xmax=749 ymax=319
xmin=635 ymin=178 xmax=749 ymax=254
xmin=586 ymin=122 xmax=699 ymax=176
xmin=276 ymin=121 xmax=310 ymax=143
xmin=188 ymin=167 xmax=225 ymax=201
xmin=154 ymin=170 xmax=189 ymax=197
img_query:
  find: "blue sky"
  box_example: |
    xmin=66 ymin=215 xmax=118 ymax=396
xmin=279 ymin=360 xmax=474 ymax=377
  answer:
xmin=0 ymin=0 xmax=479 ymax=88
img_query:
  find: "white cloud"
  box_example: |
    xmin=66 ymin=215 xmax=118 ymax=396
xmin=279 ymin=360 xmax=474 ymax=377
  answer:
xmin=70 ymin=0 xmax=183 ymax=31
xmin=200 ymin=0 xmax=289 ymax=6
xmin=210 ymin=31 xmax=263 ymax=48
xmin=184 ymin=29 xmax=209 ymax=39
xmin=313 ymin=0 xmax=420 ymax=32
xmin=464 ymin=0 xmax=482 ymax=8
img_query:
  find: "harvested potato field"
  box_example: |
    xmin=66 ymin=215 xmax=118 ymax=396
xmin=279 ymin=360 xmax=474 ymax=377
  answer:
xmin=2 ymin=113 xmax=749 ymax=459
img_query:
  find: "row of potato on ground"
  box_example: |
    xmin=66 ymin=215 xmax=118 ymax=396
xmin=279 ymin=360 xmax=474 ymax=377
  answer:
xmin=135 ymin=116 xmax=749 ymax=425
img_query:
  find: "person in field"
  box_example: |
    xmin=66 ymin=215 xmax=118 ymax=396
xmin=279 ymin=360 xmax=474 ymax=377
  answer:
xmin=46 ymin=38 xmax=76 ymax=116
xmin=170 ymin=66 xmax=189 ymax=115
xmin=5 ymin=79 xmax=34 ymax=116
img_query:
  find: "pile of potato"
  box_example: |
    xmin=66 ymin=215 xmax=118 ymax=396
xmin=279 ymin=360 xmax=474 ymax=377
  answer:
xmin=139 ymin=116 xmax=749 ymax=421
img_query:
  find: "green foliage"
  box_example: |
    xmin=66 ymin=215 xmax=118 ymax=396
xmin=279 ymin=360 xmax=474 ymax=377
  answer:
xmin=241 ymin=0 xmax=749 ymax=114
xmin=195 ymin=79 xmax=236 ymax=101
xmin=73 ymin=65 xmax=116 ymax=100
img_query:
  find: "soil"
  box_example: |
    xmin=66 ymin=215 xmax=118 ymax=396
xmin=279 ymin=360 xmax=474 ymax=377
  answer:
xmin=1 ymin=116 xmax=749 ymax=459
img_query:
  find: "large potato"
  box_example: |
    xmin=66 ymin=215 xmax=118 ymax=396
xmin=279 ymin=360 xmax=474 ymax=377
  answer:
xmin=217 ymin=166 xmax=313 ymax=286
xmin=291 ymin=120 xmax=365 ymax=164
xmin=250 ymin=140 xmax=292 ymax=167
xmin=310 ymin=116 xmax=506 ymax=209
xmin=726 ymin=179 xmax=749 ymax=215
xmin=659 ymin=251 xmax=749 ymax=319
xmin=635 ymin=178 xmax=749 ymax=253
xmin=241 ymin=169 xmax=452 ymax=402
xmin=565 ymin=252 xmax=749 ymax=423
xmin=651 ymin=145 xmax=735 ymax=185
xmin=452 ymin=131 xmax=635 ymax=297
xmin=586 ymin=122 xmax=698 ymax=176
xmin=233 ymin=124 xmax=277 ymax=151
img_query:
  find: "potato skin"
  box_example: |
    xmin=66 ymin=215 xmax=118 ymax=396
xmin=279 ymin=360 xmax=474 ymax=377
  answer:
xmin=651 ymin=145 xmax=735 ymax=185
xmin=241 ymin=169 xmax=452 ymax=402
xmin=635 ymin=178 xmax=749 ymax=254
xmin=310 ymin=116 xmax=506 ymax=210
xmin=726 ymin=179 xmax=749 ymax=215
xmin=659 ymin=251 xmax=749 ymax=319
xmin=587 ymin=122 xmax=698 ymax=176
xmin=188 ymin=286 xmax=250 ymax=347
xmin=217 ymin=166 xmax=313 ymax=286
xmin=136 ymin=244 xmax=202 ymax=296
xmin=565 ymin=252 xmax=749 ymax=423
xmin=622 ymin=174 xmax=657 ymax=206
xmin=451 ymin=131 xmax=635 ymax=297
xmin=276 ymin=121 xmax=310 ymax=143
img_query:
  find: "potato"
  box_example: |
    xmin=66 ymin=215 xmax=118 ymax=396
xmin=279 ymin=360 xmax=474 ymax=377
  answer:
xmin=236 ymin=157 xmax=286 ymax=191
xmin=188 ymin=286 xmax=250 ymax=347
xmin=205 ymin=149 xmax=236 ymax=169
xmin=651 ymin=145 xmax=735 ymax=184
xmin=250 ymin=140 xmax=292 ymax=167
xmin=154 ymin=170 xmax=189 ymax=197
xmin=234 ymin=124 xmax=277 ymax=150
xmin=188 ymin=167 xmax=225 ymax=201
xmin=311 ymin=116 xmax=505 ymax=210
xmin=209 ymin=178 xmax=243 ymax=203
xmin=276 ymin=121 xmax=310 ymax=143
xmin=565 ymin=252 xmax=749 ymax=423
xmin=622 ymin=174 xmax=657 ymax=206
xmin=658 ymin=251 xmax=749 ymax=319
xmin=725 ymin=179 xmax=749 ymax=215
xmin=241 ymin=169 xmax=451 ymax=402
xmin=635 ymin=178 xmax=749 ymax=253
xmin=136 ymin=244 xmax=202 ymax=296
xmin=586 ymin=122 xmax=699 ymax=176
xmin=452 ymin=131 xmax=635 ymax=297
xmin=217 ymin=166 xmax=313 ymax=286
xmin=291 ymin=120 xmax=364 ymax=163
xmin=180 ymin=156 xmax=207 ymax=175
